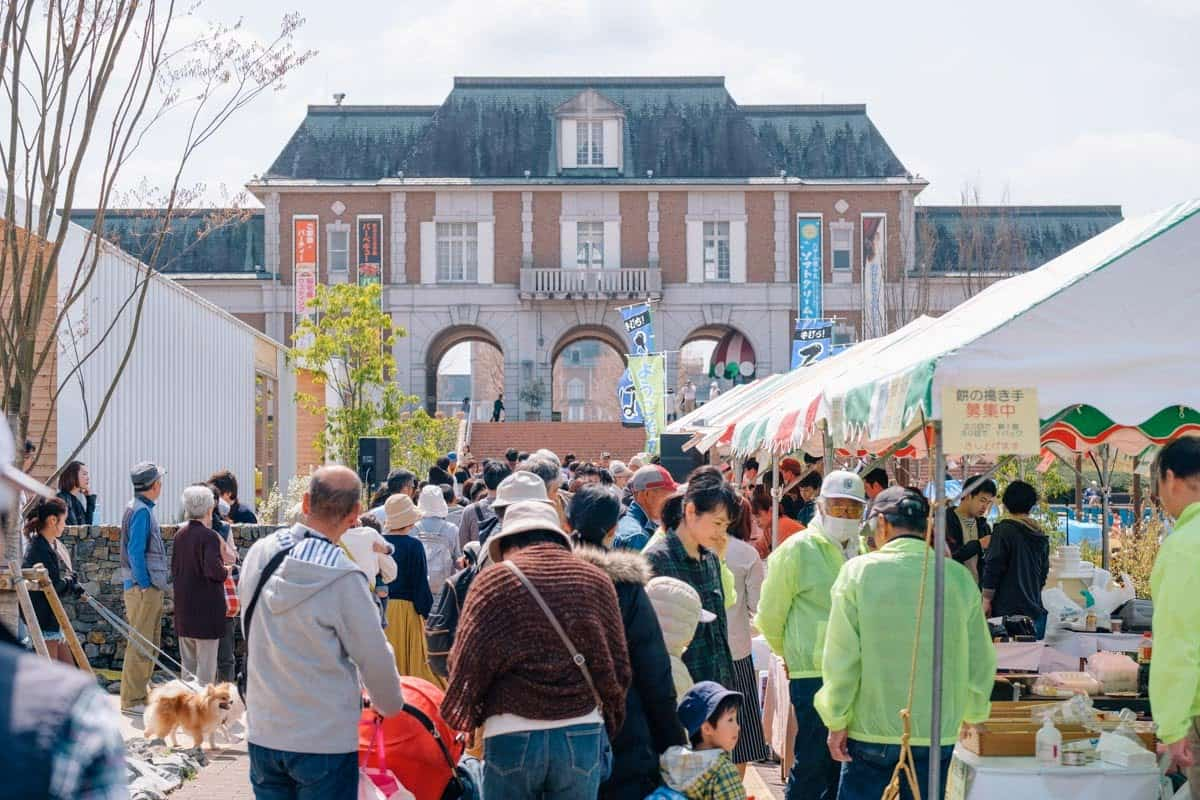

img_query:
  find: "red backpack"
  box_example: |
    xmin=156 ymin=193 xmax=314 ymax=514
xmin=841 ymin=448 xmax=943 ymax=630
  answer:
xmin=358 ymin=677 xmax=465 ymax=800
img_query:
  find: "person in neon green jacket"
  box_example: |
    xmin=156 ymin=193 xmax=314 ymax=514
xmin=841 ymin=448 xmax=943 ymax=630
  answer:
xmin=755 ymin=469 xmax=866 ymax=800
xmin=1149 ymin=436 xmax=1200 ymax=783
xmin=815 ymin=487 xmax=995 ymax=800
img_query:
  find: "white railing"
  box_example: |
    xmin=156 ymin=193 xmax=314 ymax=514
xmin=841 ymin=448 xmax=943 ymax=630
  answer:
xmin=519 ymin=267 xmax=662 ymax=298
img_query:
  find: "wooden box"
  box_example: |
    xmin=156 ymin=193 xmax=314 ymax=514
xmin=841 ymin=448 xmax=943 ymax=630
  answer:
xmin=959 ymin=701 xmax=1156 ymax=756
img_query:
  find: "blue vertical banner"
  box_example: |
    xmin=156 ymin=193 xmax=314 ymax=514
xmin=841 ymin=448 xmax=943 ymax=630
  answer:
xmin=791 ymin=320 xmax=834 ymax=369
xmin=797 ymin=216 xmax=823 ymax=320
xmin=620 ymin=303 xmax=656 ymax=355
xmin=617 ymin=302 xmax=655 ymax=426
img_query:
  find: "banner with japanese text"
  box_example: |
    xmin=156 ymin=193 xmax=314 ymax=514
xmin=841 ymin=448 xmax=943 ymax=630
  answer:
xmin=791 ymin=320 xmax=833 ymax=369
xmin=628 ymin=354 xmax=666 ymax=454
xmin=942 ymin=386 xmax=1040 ymax=455
xmin=294 ymin=217 xmax=318 ymax=318
xmin=797 ymin=216 xmax=823 ymax=320
xmin=618 ymin=303 xmax=654 ymax=426
xmin=357 ymin=216 xmax=382 ymax=288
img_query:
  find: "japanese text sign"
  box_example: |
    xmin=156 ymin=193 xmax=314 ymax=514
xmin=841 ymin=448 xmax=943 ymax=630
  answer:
xmin=942 ymin=386 xmax=1040 ymax=455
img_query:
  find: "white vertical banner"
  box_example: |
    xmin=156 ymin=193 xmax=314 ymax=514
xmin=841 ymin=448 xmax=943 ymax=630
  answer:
xmin=862 ymin=213 xmax=887 ymax=338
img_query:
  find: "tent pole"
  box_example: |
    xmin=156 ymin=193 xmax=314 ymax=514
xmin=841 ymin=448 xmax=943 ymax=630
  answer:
xmin=821 ymin=420 xmax=834 ymax=476
xmin=1100 ymin=445 xmax=1112 ymax=571
xmin=929 ymin=421 xmax=947 ymax=800
xmin=1074 ymin=453 xmax=1084 ymax=522
xmin=771 ymin=454 xmax=781 ymax=552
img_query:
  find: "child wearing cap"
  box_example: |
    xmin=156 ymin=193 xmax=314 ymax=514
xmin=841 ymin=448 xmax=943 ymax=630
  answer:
xmin=656 ymin=681 xmax=747 ymax=800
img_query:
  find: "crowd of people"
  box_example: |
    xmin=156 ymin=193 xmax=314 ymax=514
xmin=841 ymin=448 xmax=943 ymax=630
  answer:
xmin=7 ymin=435 xmax=1200 ymax=800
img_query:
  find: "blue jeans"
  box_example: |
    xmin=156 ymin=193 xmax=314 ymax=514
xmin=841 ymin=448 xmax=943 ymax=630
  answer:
xmin=248 ymin=743 xmax=358 ymax=800
xmin=837 ymin=740 xmax=955 ymax=800
xmin=484 ymin=723 xmax=611 ymax=799
xmin=787 ymin=678 xmax=840 ymax=800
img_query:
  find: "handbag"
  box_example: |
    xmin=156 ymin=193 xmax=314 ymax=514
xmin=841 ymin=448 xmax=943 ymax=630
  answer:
xmin=359 ymin=718 xmax=414 ymax=800
xmin=502 ymin=560 xmax=605 ymax=713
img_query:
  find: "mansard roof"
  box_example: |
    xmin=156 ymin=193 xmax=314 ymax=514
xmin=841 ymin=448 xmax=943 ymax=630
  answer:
xmin=265 ymin=76 xmax=910 ymax=182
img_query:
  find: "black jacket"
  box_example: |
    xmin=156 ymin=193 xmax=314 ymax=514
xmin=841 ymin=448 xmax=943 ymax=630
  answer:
xmin=981 ymin=518 xmax=1050 ymax=619
xmin=56 ymin=490 xmax=95 ymax=527
xmin=21 ymin=534 xmax=81 ymax=632
xmin=227 ymin=500 xmax=258 ymax=524
xmin=576 ymin=545 xmax=686 ymax=800
xmin=945 ymin=507 xmax=992 ymax=565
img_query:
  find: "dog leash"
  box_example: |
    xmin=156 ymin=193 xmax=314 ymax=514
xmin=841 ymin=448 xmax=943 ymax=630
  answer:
xmin=83 ymin=594 xmax=202 ymax=689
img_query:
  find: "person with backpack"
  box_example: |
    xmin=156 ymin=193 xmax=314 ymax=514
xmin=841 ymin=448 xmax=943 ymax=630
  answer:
xmin=456 ymin=459 xmax=511 ymax=551
xmin=415 ymin=485 xmax=460 ymax=606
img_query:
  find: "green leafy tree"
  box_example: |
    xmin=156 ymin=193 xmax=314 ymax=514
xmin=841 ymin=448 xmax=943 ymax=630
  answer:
xmin=290 ymin=283 xmax=457 ymax=471
xmin=994 ymin=455 xmax=1074 ymax=543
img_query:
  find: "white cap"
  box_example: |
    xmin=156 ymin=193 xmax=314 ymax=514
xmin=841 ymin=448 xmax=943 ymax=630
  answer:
xmin=820 ymin=470 xmax=866 ymax=503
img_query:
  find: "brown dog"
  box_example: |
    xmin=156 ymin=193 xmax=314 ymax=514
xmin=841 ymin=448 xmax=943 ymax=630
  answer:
xmin=144 ymin=681 xmax=237 ymax=750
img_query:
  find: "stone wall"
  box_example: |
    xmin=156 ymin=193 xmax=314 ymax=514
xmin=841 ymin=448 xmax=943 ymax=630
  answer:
xmin=54 ymin=524 xmax=279 ymax=672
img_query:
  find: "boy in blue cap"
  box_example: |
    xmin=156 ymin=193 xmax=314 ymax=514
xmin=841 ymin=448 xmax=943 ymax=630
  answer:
xmin=657 ymin=681 xmax=747 ymax=800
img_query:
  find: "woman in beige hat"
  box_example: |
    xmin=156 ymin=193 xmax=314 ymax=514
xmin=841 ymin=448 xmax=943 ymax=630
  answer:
xmin=381 ymin=493 xmax=444 ymax=687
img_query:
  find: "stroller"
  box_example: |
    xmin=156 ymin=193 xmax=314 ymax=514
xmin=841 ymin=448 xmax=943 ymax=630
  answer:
xmin=358 ymin=676 xmax=478 ymax=800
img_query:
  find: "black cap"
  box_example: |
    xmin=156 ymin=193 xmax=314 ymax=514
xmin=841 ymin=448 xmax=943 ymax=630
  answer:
xmin=866 ymin=486 xmax=929 ymax=526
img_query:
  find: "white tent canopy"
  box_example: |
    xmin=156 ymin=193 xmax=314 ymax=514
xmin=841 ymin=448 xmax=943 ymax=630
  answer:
xmin=818 ymin=199 xmax=1200 ymax=453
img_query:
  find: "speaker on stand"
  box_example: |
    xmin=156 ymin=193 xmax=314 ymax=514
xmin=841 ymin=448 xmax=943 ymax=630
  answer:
xmin=357 ymin=437 xmax=391 ymax=495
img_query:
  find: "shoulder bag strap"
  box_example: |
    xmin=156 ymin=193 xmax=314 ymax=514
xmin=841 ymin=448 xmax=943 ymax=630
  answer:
xmin=244 ymin=543 xmax=296 ymax=639
xmin=502 ymin=560 xmax=604 ymax=712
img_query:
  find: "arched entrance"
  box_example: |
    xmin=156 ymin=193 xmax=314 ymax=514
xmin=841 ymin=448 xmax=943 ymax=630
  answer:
xmin=425 ymin=326 xmax=504 ymax=419
xmin=551 ymin=326 xmax=627 ymax=423
xmin=678 ymin=325 xmax=756 ymax=408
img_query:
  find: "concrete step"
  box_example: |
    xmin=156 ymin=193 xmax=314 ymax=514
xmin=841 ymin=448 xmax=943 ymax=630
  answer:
xmin=466 ymin=421 xmax=649 ymax=465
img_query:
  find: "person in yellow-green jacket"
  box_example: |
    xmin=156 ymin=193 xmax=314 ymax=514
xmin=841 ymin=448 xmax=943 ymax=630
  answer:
xmin=815 ymin=487 xmax=995 ymax=800
xmin=1149 ymin=436 xmax=1200 ymax=791
xmin=755 ymin=469 xmax=866 ymax=800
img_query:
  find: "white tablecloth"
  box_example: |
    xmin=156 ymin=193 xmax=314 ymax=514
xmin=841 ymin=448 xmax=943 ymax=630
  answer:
xmin=950 ymin=745 xmax=1161 ymax=800
xmin=995 ymin=631 xmax=1146 ymax=673
xmin=1044 ymin=630 xmax=1145 ymax=659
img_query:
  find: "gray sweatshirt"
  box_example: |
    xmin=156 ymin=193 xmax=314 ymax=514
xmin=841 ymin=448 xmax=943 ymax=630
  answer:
xmin=238 ymin=524 xmax=405 ymax=753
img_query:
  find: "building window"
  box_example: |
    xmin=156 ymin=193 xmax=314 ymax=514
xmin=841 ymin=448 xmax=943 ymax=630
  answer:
xmin=436 ymin=222 xmax=478 ymax=282
xmin=576 ymin=121 xmax=603 ymax=167
xmin=703 ymin=221 xmax=730 ymax=281
xmin=576 ymin=221 xmax=604 ymax=269
xmin=328 ymin=228 xmax=349 ymax=273
xmin=831 ymin=223 xmax=853 ymax=271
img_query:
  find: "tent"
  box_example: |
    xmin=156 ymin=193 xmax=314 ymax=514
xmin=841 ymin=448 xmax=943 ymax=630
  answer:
xmin=805 ymin=197 xmax=1200 ymax=797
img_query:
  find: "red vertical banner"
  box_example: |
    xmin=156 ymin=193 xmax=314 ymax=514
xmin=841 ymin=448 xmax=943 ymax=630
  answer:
xmin=357 ymin=216 xmax=383 ymax=288
xmin=294 ymin=216 xmax=318 ymax=318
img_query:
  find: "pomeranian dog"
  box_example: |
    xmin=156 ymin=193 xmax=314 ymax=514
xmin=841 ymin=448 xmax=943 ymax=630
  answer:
xmin=144 ymin=681 xmax=238 ymax=750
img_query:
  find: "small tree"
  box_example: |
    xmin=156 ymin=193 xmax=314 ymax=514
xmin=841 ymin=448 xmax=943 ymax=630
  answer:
xmin=290 ymin=283 xmax=458 ymax=474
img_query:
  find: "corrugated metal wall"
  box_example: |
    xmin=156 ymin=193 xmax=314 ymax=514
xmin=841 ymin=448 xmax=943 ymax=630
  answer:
xmin=55 ymin=220 xmax=265 ymax=524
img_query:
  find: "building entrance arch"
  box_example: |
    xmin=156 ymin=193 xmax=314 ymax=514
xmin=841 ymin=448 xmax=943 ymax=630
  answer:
xmin=424 ymin=325 xmax=505 ymax=418
xmin=550 ymin=325 xmax=627 ymax=423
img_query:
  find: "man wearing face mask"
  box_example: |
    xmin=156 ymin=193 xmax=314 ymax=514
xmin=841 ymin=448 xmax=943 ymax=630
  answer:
xmin=755 ymin=469 xmax=865 ymax=800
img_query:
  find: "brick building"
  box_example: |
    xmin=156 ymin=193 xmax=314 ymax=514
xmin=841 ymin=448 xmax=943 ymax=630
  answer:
xmin=83 ymin=76 xmax=1123 ymax=426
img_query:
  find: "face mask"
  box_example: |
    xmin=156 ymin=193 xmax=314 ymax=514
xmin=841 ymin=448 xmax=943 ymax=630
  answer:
xmin=218 ymin=499 xmax=231 ymax=517
xmin=821 ymin=514 xmax=861 ymax=544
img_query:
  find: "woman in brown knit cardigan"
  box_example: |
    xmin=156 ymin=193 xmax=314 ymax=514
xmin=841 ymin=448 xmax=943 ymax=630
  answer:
xmin=441 ymin=500 xmax=632 ymax=800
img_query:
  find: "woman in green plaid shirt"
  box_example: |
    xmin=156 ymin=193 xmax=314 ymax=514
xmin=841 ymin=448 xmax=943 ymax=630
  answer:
xmin=643 ymin=467 xmax=739 ymax=690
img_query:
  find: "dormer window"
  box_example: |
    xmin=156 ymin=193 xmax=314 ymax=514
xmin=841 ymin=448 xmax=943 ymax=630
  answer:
xmin=556 ymin=89 xmax=624 ymax=171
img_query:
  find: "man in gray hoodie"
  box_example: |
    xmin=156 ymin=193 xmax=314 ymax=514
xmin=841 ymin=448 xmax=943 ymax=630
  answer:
xmin=239 ymin=465 xmax=405 ymax=799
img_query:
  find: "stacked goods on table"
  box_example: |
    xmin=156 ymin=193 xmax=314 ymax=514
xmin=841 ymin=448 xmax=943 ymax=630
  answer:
xmin=959 ymin=699 xmax=1155 ymax=757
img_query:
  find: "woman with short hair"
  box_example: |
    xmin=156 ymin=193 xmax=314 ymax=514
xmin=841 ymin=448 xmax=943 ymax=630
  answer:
xmin=21 ymin=496 xmax=82 ymax=665
xmin=56 ymin=460 xmax=96 ymax=526
xmin=171 ymin=484 xmax=231 ymax=686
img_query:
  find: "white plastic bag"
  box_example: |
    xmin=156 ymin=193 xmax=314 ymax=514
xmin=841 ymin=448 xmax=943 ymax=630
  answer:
xmin=1087 ymin=571 xmax=1137 ymax=627
xmin=1042 ymin=585 xmax=1084 ymax=637
xmin=1087 ymin=651 xmax=1139 ymax=694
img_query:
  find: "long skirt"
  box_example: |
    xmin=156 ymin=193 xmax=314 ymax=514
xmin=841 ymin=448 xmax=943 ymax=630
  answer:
xmin=731 ymin=654 xmax=771 ymax=764
xmin=384 ymin=598 xmax=446 ymax=690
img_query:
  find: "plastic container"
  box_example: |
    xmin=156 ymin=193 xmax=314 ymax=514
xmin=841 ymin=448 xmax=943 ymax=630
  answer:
xmin=1036 ymin=716 xmax=1062 ymax=765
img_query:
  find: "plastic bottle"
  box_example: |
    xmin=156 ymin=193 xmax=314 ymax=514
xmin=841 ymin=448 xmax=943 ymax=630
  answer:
xmin=1138 ymin=632 xmax=1153 ymax=664
xmin=1036 ymin=716 xmax=1062 ymax=765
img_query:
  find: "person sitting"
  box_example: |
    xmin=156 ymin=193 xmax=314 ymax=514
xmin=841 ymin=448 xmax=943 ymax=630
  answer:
xmin=658 ymin=682 xmax=746 ymax=800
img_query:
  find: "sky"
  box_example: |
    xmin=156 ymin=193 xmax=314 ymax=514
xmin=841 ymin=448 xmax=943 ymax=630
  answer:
xmin=106 ymin=0 xmax=1198 ymax=216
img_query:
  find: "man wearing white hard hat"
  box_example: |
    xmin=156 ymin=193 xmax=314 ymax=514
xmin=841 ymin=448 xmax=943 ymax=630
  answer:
xmin=755 ymin=469 xmax=866 ymax=800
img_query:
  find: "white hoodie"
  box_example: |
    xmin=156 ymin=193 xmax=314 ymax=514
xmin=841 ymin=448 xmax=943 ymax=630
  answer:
xmin=238 ymin=525 xmax=406 ymax=753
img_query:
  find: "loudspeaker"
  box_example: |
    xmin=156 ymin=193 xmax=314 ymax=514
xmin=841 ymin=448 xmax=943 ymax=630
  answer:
xmin=357 ymin=437 xmax=391 ymax=493
xmin=658 ymin=433 xmax=706 ymax=483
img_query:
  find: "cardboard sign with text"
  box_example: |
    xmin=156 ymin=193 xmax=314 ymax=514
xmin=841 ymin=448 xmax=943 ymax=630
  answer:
xmin=942 ymin=386 xmax=1040 ymax=455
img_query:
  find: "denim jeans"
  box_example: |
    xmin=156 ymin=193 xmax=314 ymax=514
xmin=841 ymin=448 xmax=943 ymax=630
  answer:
xmin=837 ymin=740 xmax=955 ymax=800
xmin=787 ymin=678 xmax=840 ymax=800
xmin=248 ymin=743 xmax=358 ymax=800
xmin=484 ymin=723 xmax=612 ymax=799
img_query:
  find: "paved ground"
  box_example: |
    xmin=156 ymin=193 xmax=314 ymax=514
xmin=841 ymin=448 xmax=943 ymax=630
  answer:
xmin=110 ymin=695 xmax=785 ymax=798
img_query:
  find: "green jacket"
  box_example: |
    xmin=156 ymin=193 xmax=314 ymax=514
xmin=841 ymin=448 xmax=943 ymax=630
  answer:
xmin=1150 ymin=502 xmax=1200 ymax=744
xmin=754 ymin=523 xmax=847 ymax=679
xmin=814 ymin=536 xmax=995 ymax=747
